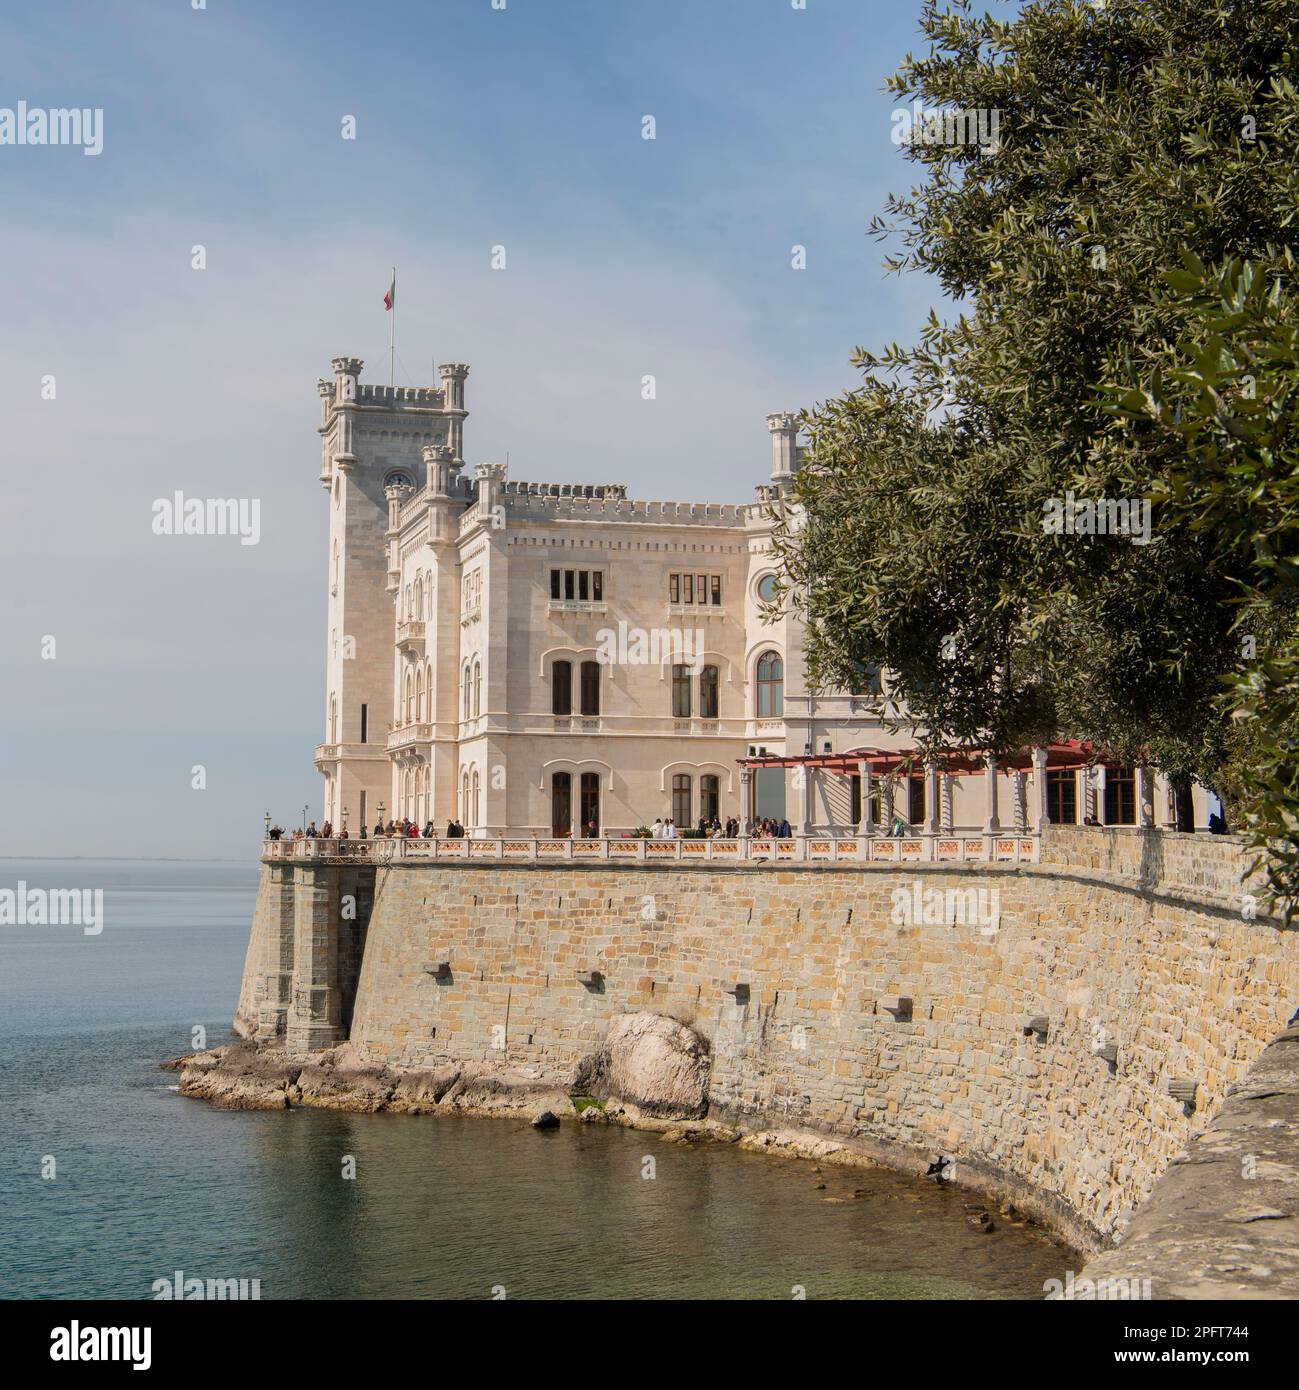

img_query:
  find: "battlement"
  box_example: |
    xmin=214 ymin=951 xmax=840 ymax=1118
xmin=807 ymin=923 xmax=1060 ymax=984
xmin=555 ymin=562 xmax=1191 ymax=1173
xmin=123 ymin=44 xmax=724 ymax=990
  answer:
xmin=495 ymin=489 xmax=754 ymax=528
xmin=502 ymin=480 xmax=628 ymax=500
xmin=355 ymin=383 xmax=446 ymax=406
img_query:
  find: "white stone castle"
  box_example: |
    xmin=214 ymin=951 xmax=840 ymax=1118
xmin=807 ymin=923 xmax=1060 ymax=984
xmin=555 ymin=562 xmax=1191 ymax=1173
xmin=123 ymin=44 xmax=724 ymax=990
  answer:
xmin=313 ymin=356 xmax=1207 ymax=841
xmin=313 ymin=355 xmax=905 ymax=839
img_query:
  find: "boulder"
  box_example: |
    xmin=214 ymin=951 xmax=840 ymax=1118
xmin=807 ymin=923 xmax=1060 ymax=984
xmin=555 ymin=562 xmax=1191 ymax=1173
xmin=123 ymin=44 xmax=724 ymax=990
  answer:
xmin=575 ymin=1012 xmax=711 ymax=1120
xmin=532 ymin=1110 xmax=560 ymax=1130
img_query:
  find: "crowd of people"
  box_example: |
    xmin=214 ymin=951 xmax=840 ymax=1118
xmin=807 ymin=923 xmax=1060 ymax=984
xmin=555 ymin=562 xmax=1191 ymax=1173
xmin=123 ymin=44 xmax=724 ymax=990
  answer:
xmin=268 ymin=814 xmax=826 ymax=842
xmin=266 ymin=818 xmax=467 ymax=841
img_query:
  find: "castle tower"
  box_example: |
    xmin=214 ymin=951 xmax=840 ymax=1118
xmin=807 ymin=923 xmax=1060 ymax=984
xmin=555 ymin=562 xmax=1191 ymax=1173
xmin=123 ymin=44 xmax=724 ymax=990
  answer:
xmin=315 ymin=358 xmax=469 ymax=833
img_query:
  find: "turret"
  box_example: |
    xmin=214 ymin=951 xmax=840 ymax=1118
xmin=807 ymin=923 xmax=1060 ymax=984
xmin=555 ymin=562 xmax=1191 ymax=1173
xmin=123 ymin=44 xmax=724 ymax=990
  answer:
xmin=766 ymin=411 xmax=802 ymax=486
xmin=438 ymin=363 xmax=470 ymax=461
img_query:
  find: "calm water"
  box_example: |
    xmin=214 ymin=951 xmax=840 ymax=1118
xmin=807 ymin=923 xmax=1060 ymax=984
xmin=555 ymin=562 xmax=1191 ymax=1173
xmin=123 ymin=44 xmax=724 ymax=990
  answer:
xmin=0 ymin=859 xmax=1070 ymax=1300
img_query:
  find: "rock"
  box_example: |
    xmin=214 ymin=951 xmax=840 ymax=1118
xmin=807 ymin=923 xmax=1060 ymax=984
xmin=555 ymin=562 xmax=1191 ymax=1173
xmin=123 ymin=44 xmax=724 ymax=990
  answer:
xmin=574 ymin=1012 xmax=711 ymax=1120
xmin=532 ymin=1110 xmax=560 ymax=1130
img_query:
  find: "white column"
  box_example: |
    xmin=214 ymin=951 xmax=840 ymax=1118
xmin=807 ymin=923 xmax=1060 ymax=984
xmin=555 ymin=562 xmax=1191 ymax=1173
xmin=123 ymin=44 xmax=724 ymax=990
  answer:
xmin=858 ymin=760 xmax=873 ymax=836
xmin=1031 ymin=746 xmax=1049 ymax=833
xmin=984 ymin=754 xmax=1001 ymax=833
xmin=1013 ymin=769 xmax=1027 ymax=831
xmin=1136 ymin=765 xmax=1155 ymax=828
xmin=924 ymin=761 xmax=940 ymax=834
xmin=740 ymin=767 xmax=754 ymax=836
xmin=798 ymin=766 xmax=814 ymax=836
xmin=941 ymin=773 xmax=954 ymax=831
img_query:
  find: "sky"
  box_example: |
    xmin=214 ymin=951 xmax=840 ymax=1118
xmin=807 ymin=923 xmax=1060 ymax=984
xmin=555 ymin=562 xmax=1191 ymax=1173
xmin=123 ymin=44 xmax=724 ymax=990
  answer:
xmin=0 ymin=0 xmax=961 ymax=858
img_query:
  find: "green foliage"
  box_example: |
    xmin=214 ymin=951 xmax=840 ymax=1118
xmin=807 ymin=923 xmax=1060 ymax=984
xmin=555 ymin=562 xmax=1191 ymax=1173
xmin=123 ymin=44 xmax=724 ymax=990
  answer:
xmin=771 ymin=0 xmax=1297 ymax=884
xmin=1106 ymin=256 xmax=1299 ymax=904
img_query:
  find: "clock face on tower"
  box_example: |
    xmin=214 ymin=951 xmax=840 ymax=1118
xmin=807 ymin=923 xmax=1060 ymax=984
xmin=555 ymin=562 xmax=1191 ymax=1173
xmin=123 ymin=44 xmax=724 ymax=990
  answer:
xmin=384 ymin=471 xmax=414 ymax=490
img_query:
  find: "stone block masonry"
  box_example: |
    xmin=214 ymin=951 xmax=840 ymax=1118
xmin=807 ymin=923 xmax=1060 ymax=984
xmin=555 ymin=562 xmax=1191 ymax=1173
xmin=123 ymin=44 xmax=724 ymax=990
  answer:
xmin=234 ymin=829 xmax=1296 ymax=1249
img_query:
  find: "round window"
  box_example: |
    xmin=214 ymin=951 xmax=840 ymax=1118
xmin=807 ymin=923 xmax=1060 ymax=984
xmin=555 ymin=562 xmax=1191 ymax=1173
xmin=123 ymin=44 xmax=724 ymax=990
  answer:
xmin=757 ymin=574 xmax=779 ymax=603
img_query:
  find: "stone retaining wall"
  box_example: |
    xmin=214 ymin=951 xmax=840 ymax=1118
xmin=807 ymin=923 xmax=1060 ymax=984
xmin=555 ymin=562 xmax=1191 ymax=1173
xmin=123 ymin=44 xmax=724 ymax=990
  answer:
xmin=261 ymin=829 xmax=1290 ymax=1247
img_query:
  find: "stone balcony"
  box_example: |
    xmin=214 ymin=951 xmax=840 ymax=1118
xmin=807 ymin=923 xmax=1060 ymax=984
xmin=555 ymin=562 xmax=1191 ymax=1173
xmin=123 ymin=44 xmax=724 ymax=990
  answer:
xmin=396 ymin=620 xmax=425 ymax=653
xmin=387 ymin=722 xmax=433 ymax=752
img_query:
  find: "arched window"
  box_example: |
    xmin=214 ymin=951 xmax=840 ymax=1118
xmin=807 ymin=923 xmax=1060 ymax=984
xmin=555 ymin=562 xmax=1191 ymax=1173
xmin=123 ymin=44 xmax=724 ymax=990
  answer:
xmin=580 ymin=660 xmax=600 ymax=717
xmin=471 ymin=768 xmax=480 ymax=828
xmin=461 ymin=771 xmax=470 ymax=823
xmin=404 ymin=584 xmax=412 ymax=621
xmin=552 ymin=660 xmax=572 ymax=716
xmin=328 ymin=694 xmax=337 ymax=743
xmin=404 ymin=671 xmax=413 ymax=724
xmin=672 ymin=773 xmax=692 ymax=828
xmin=415 ymin=666 xmax=425 ymax=722
xmin=473 ymin=660 xmax=482 ymax=717
xmin=699 ymin=665 xmax=719 ymax=719
xmin=425 ymin=659 xmax=434 ymax=718
xmin=672 ymin=664 xmax=691 ymax=718
xmin=756 ymin=651 xmax=784 ymax=717
xmin=463 ymin=663 xmax=472 ymax=719
xmin=701 ymin=774 xmax=719 ymax=823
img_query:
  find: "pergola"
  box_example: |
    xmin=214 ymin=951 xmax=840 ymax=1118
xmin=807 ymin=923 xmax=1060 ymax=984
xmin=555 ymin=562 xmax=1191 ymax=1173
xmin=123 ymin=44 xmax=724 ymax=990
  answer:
xmin=736 ymin=739 xmax=1140 ymax=836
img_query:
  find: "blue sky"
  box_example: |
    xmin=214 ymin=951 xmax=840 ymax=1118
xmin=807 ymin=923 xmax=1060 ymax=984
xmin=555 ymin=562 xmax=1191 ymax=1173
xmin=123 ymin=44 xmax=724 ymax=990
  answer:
xmin=0 ymin=0 xmax=960 ymax=857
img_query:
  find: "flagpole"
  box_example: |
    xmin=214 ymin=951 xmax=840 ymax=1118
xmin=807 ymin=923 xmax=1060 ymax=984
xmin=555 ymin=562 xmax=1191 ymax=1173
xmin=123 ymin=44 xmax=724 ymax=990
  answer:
xmin=389 ymin=265 xmax=396 ymax=387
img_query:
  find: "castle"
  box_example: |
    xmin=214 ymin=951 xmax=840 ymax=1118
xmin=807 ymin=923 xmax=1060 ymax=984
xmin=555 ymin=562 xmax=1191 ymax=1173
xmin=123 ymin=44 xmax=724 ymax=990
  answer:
xmin=313 ymin=355 xmax=1209 ymax=839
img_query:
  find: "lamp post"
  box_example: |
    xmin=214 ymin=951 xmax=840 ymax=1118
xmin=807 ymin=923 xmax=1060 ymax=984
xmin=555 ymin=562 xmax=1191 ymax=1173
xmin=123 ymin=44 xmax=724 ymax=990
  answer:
xmin=263 ymin=811 xmax=271 ymax=839
xmin=302 ymin=804 xmax=309 ymax=835
xmin=341 ymin=805 xmax=349 ymax=832
xmin=377 ymin=802 xmax=386 ymax=835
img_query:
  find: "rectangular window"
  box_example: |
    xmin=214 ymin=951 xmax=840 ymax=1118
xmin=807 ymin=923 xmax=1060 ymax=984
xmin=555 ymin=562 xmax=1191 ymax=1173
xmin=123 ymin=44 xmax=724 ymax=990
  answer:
xmin=1105 ymin=769 xmax=1136 ymax=826
xmin=1047 ymin=769 xmax=1077 ymax=825
xmin=850 ymin=774 xmax=861 ymax=827
xmin=682 ymin=574 xmax=694 ymax=604
xmin=908 ymin=775 xmax=926 ymax=826
xmin=592 ymin=571 xmax=603 ymax=601
xmin=697 ymin=575 xmax=706 ymax=603
xmin=669 ymin=573 xmax=680 ymax=604
xmin=672 ymin=664 xmax=692 ymax=718
xmin=700 ymin=775 xmax=719 ymax=823
xmin=578 ymin=570 xmax=589 ymax=601
xmin=564 ymin=570 xmax=575 ymax=600
xmin=550 ymin=569 xmax=561 ymax=599
xmin=710 ymin=575 xmax=721 ymax=605
xmin=360 ymin=703 xmax=368 ymax=744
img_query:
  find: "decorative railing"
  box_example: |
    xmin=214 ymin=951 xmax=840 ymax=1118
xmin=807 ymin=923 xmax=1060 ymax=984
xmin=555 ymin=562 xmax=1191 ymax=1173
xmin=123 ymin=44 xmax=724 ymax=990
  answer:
xmin=261 ymin=832 xmax=1040 ymax=866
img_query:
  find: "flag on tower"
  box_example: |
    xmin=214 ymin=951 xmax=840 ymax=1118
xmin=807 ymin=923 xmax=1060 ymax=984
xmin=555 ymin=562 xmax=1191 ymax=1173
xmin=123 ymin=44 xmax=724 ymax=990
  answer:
xmin=384 ymin=270 xmax=395 ymax=311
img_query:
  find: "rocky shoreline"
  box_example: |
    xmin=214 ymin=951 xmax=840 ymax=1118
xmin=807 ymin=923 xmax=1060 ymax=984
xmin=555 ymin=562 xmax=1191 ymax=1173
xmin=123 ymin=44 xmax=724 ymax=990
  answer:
xmin=164 ymin=1011 xmax=1069 ymax=1252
